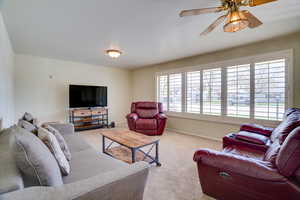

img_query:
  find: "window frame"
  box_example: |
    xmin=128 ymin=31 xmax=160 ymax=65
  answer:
xmin=155 ymin=49 xmax=293 ymax=127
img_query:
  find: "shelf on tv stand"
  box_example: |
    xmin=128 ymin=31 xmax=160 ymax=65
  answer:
xmin=69 ymin=107 xmax=109 ymax=131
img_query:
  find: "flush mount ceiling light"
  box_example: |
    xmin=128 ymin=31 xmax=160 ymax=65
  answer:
xmin=106 ymin=49 xmax=122 ymax=58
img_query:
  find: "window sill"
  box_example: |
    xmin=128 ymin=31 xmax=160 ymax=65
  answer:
xmin=166 ymin=111 xmax=281 ymax=128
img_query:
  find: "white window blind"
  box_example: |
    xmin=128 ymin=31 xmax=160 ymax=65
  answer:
xmin=227 ymin=64 xmax=250 ymax=118
xmin=169 ymin=73 xmax=182 ymax=112
xmin=203 ymin=68 xmax=221 ymax=115
xmin=254 ymin=59 xmax=286 ymax=120
xmin=158 ymin=75 xmax=168 ymax=111
xmin=186 ymin=71 xmax=201 ymax=113
xmin=156 ymin=51 xmax=291 ymax=122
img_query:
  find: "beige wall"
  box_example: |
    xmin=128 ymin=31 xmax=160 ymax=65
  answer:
xmin=0 ymin=11 xmax=14 ymax=128
xmin=15 ymin=55 xmax=132 ymax=126
xmin=132 ymin=32 xmax=300 ymax=140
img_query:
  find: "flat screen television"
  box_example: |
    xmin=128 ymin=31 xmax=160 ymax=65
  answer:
xmin=69 ymin=85 xmax=107 ymax=108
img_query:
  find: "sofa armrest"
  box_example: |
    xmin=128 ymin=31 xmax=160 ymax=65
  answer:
xmin=2 ymin=162 xmax=149 ymax=200
xmin=46 ymin=123 xmax=75 ymax=136
xmin=126 ymin=113 xmax=138 ymax=120
xmin=0 ymin=152 xmax=24 ymax=195
xmin=65 ymin=161 xmax=149 ymax=200
xmin=194 ymin=148 xmax=285 ymax=181
xmin=240 ymin=124 xmax=274 ymax=136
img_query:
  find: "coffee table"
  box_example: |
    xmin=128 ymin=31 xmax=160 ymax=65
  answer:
xmin=100 ymin=130 xmax=161 ymax=166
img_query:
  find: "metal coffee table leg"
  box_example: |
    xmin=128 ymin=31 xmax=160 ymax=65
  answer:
xmin=132 ymin=148 xmax=136 ymax=163
xmin=155 ymin=142 xmax=161 ymax=166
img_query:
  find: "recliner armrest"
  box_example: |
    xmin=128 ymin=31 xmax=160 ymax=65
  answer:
xmin=236 ymin=131 xmax=269 ymax=145
xmin=240 ymin=124 xmax=274 ymax=136
xmin=126 ymin=113 xmax=139 ymax=120
xmin=194 ymin=148 xmax=285 ymax=181
xmin=155 ymin=113 xmax=167 ymax=120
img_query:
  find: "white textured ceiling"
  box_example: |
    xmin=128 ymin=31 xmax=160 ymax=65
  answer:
xmin=1 ymin=0 xmax=300 ymax=68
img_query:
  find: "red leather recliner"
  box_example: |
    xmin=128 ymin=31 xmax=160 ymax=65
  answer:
xmin=194 ymin=108 xmax=300 ymax=200
xmin=126 ymin=102 xmax=167 ymax=136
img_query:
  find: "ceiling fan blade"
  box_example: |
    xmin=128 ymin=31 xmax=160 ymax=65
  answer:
xmin=180 ymin=7 xmax=224 ymax=17
xmin=242 ymin=10 xmax=262 ymax=28
xmin=200 ymin=14 xmax=227 ymax=36
xmin=248 ymin=0 xmax=277 ymax=7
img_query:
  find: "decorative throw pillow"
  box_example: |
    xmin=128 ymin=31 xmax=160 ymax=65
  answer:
xmin=42 ymin=124 xmax=71 ymax=161
xmin=38 ymin=128 xmax=70 ymax=176
xmin=18 ymin=119 xmax=38 ymax=135
xmin=13 ymin=127 xmax=63 ymax=186
xmin=23 ymin=112 xmax=34 ymax=123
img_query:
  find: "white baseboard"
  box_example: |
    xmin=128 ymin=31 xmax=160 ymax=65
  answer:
xmin=0 ymin=118 xmax=2 ymax=131
xmin=166 ymin=128 xmax=222 ymax=142
xmin=116 ymin=121 xmax=127 ymax=128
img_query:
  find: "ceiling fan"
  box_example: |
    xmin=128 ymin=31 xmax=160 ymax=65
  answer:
xmin=179 ymin=0 xmax=277 ymax=35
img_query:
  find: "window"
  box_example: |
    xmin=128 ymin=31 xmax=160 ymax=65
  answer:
xmin=227 ymin=64 xmax=250 ymax=118
xmin=169 ymin=73 xmax=182 ymax=112
xmin=186 ymin=71 xmax=201 ymax=113
xmin=203 ymin=68 xmax=221 ymax=115
xmin=254 ymin=59 xmax=286 ymax=120
xmin=158 ymin=75 xmax=168 ymax=110
xmin=156 ymin=50 xmax=291 ymax=122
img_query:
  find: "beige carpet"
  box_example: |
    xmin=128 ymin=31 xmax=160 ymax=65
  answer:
xmin=80 ymin=129 xmax=221 ymax=200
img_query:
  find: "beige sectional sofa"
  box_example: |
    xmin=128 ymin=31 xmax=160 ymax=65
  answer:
xmin=0 ymin=123 xmax=149 ymax=200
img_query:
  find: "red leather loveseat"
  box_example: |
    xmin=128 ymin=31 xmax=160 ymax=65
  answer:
xmin=126 ymin=102 xmax=167 ymax=136
xmin=194 ymin=108 xmax=300 ymax=200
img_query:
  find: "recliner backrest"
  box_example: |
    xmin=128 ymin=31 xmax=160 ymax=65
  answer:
xmin=264 ymin=111 xmax=300 ymax=165
xmin=132 ymin=102 xmax=159 ymax=118
xmin=270 ymin=112 xmax=300 ymax=144
xmin=276 ymin=126 xmax=300 ymax=177
xmin=283 ymin=108 xmax=300 ymax=119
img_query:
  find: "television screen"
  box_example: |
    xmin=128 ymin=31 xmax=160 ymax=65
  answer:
xmin=69 ymin=85 xmax=107 ymax=108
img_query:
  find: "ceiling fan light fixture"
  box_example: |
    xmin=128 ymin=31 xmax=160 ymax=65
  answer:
xmin=106 ymin=49 xmax=122 ymax=58
xmin=223 ymin=11 xmax=249 ymax=33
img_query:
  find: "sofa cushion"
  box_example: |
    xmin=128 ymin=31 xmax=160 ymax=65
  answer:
xmin=13 ymin=127 xmax=63 ymax=186
xmin=63 ymin=135 xmax=91 ymax=154
xmin=276 ymin=127 xmax=300 ymax=177
xmin=236 ymin=131 xmax=269 ymax=145
xmin=136 ymin=119 xmax=157 ymax=130
xmin=43 ymin=124 xmax=71 ymax=161
xmin=63 ymin=149 xmax=127 ymax=184
xmin=270 ymin=113 xmax=300 ymax=144
xmin=38 ymin=128 xmax=70 ymax=176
